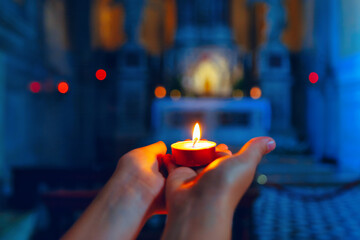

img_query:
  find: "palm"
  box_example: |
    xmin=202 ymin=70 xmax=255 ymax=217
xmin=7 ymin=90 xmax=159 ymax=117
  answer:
xmin=116 ymin=142 xmax=168 ymax=215
xmin=165 ymin=138 xmax=275 ymax=212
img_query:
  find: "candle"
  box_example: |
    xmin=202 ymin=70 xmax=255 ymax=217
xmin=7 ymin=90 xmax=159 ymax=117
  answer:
xmin=171 ymin=123 xmax=216 ymax=167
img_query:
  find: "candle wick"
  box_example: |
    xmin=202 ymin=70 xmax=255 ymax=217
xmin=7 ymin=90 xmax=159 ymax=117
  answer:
xmin=192 ymin=138 xmax=199 ymax=148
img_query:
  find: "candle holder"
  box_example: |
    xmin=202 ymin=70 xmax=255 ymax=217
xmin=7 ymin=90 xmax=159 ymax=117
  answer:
xmin=170 ymin=123 xmax=217 ymax=167
xmin=171 ymin=140 xmax=216 ymax=167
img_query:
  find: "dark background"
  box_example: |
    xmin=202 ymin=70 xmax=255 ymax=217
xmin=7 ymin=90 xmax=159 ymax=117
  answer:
xmin=1 ymin=0 xmax=360 ymax=239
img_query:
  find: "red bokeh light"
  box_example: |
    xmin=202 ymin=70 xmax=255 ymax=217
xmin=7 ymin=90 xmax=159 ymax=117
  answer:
xmin=154 ymin=86 xmax=166 ymax=99
xmin=96 ymin=69 xmax=106 ymax=80
xmin=309 ymin=72 xmax=319 ymax=84
xmin=29 ymin=81 xmax=41 ymax=93
xmin=58 ymin=82 xmax=69 ymax=94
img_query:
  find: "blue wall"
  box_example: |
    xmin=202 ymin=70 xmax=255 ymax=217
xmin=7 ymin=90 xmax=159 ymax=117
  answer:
xmin=332 ymin=0 xmax=360 ymax=170
xmin=0 ymin=52 xmax=5 ymax=181
xmin=307 ymin=0 xmax=360 ymax=170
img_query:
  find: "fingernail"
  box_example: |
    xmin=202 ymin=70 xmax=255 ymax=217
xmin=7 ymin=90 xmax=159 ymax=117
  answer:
xmin=267 ymin=140 xmax=276 ymax=152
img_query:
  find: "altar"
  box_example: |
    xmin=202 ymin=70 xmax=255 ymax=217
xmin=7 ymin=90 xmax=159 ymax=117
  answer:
xmin=152 ymin=98 xmax=271 ymax=147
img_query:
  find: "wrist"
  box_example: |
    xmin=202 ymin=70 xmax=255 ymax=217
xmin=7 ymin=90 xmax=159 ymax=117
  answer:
xmin=110 ymin=167 xmax=162 ymax=206
xmin=63 ymin=170 xmax=156 ymax=240
xmin=163 ymin=197 xmax=233 ymax=240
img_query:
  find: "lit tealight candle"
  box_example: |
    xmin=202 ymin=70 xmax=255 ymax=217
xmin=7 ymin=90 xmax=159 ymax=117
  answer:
xmin=171 ymin=123 xmax=217 ymax=167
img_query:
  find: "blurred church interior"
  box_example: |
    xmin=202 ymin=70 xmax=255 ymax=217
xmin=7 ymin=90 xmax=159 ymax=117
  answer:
xmin=1 ymin=0 xmax=360 ymax=239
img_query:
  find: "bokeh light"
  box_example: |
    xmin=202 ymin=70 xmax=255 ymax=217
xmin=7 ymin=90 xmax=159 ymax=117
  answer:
xmin=188 ymin=55 xmax=231 ymax=96
xmin=96 ymin=69 xmax=107 ymax=81
xmin=155 ymin=86 xmax=166 ymax=99
xmin=232 ymin=89 xmax=244 ymax=99
xmin=257 ymin=174 xmax=268 ymax=185
xmin=309 ymin=72 xmax=319 ymax=84
xmin=58 ymin=82 xmax=69 ymax=94
xmin=170 ymin=89 xmax=181 ymax=100
xmin=250 ymin=86 xmax=262 ymax=99
xmin=29 ymin=81 xmax=41 ymax=93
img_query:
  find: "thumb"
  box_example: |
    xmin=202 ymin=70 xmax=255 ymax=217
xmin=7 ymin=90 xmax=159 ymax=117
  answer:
xmin=141 ymin=141 xmax=167 ymax=156
xmin=138 ymin=141 xmax=167 ymax=171
xmin=166 ymin=166 xmax=197 ymax=195
xmin=218 ymin=137 xmax=275 ymax=209
xmin=236 ymin=137 xmax=275 ymax=165
xmin=162 ymin=155 xmax=197 ymax=193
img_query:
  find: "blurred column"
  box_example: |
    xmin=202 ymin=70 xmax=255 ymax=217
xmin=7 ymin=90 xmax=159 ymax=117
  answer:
xmin=329 ymin=0 xmax=360 ymax=168
xmin=175 ymin=0 xmax=197 ymax=46
xmin=123 ymin=0 xmax=144 ymax=43
xmin=194 ymin=0 xmax=232 ymax=45
xmin=65 ymin=0 xmax=96 ymax=165
xmin=318 ymin=0 xmax=338 ymax=163
xmin=176 ymin=0 xmax=193 ymax=30
xmin=231 ymin=0 xmax=251 ymax=52
xmin=304 ymin=0 xmax=338 ymax=162
xmin=116 ymin=0 xmax=149 ymax=140
xmin=0 ymin=52 xmax=5 ymax=188
xmin=258 ymin=0 xmax=292 ymax=133
xmin=92 ymin=0 xmax=126 ymax=51
xmin=220 ymin=0 xmax=230 ymax=26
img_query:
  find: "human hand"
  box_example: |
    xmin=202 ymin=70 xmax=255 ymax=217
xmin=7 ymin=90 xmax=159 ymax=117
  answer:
xmin=162 ymin=137 xmax=276 ymax=240
xmin=113 ymin=141 xmax=168 ymax=215
xmin=63 ymin=141 xmax=167 ymax=240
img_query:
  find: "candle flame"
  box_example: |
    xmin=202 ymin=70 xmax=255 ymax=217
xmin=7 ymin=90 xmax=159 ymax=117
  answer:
xmin=192 ymin=123 xmax=200 ymax=147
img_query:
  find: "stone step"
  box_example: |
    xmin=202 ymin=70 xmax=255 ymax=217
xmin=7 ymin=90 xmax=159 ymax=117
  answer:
xmin=256 ymin=154 xmax=360 ymax=186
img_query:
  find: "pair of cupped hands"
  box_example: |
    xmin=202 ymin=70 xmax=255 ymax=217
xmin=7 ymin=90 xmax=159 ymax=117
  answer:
xmin=63 ymin=137 xmax=275 ymax=240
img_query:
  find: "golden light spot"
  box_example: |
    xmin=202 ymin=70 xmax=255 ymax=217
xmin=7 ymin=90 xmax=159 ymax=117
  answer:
xmin=155 ymin=86 xmax=166 ymax=99
xmin=232 ymin=89 xmax=244 ymax=99
xmin=250 ymin=86 xmax=262 ymax=99
xmin=257 ymin=174 xmax=267 ymax=185
xmin=193 ymin=61 xmax=219 ymax=96
xmin=189 ymin=56 xmax=231 ymax=97
xmin=170 ymin=89 xmax=181 ymax=100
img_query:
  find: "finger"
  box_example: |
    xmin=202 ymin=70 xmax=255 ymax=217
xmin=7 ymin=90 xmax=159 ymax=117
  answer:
xmin=195 ymin=167 xmax=205 ymax=174
xmin=224 ymin=150 xmax=232 ymax=155
xmin=215 ymin=151 xmax=232 ymax=159
xmin=198 ymin=137 xmax=275 ymax=209
xmin=141 ymin=141 xmax=167 ymax=156
xmin=235 ymin=137 xmax=275 ymax=165
xmin=216 ymin=144 xmax=228 ymax=152
xmin=216 ymin=144 xmax=232 ymax=156
xmin=163 ymin=154 xmax=177 ymax=173
xmin=140 ymin=142 xmax=168 ymax=172
xmin=166 ymin=167 xmax=197 ymax=194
